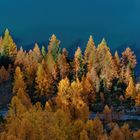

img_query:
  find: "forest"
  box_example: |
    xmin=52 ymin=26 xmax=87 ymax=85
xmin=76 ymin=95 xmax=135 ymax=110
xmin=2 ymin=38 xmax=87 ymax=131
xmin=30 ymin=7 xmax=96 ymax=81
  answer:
xmin=0 ymin=29 xmax=139 ymax=140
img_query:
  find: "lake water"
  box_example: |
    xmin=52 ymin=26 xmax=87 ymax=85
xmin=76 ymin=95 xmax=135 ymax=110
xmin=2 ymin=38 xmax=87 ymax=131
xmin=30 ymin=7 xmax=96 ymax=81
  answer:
xmin=0 ymin=0 xmax=140 ymax=73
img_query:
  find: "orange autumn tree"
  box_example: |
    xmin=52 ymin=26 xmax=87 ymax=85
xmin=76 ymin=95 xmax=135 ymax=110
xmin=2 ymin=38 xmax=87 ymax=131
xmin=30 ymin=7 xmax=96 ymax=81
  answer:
xmin=56 ymin=77 xmax=70 ymax=105
xmin=13 ymin=66 xmax=26 ymax=94
xmin=8 ymin=88 xmax=32 ymax=119
xmin=86 ymin=67 xmax=100 ymax=93
xmin=84 ymin=35 xmax=97 ymax=71
xmin=15 ymin=44 xmax=41 ymax=86
xmin=86 ymin=117 xmax=104 ymax=140
xmin=70 ymin=80 xmax=89 ymax=121
xmin=110 ymin=125 xmax=124 ymax=140
xmin=97 ymin=38 xmax=118 ymax=89
xmin=46 ymin=52 xmax=59 ymax=80
xmin=0 ymin=29 xmax=17 ymax=57
xmin=12 ymin=66 xmax=31 ymax=109
xmin=0 ymin=34 xmax=140 ymax=140
xmin=121 ymin=124 xmax=133 ymax=140
xmin=15 ymin=47 xmax=38 ymax=86
xmin=114 ymin=51 xmax=120 ymax=77
xmin=57 ymin=48 xmax=70 ymax=79
xmin=125 ymin=77 xmax=136 ymax=99
xmin=32 ymin=43 xmax=42 ymax=61
xmin=120 ymin=48 xmax=137 ymax=83
xmin=80 ymin=129 xmax=89 ymax=140
xmin=48 ymin=34 xmax=61 ymax=62
xmin=84 ymin=35 xmax=95 ymax=62
xmin=0 ymin=66 xmax=9 ymax=83
xmin=57 ymin=77 xmax=89 ymax=121
xmin=123 ymin=65 xmax=132 ymax=84
xmin=121 ymin=48 xmax=137 ymax=70
xmin=35 ymin=63 xmax=54 ymax=97
xmin=46 ymin=35 xmax=60 ymax=80
xmin=46 ymin=35 xmax=61 ymax=80
xmin=114 ymin=51 xmax=120 ymax=66
xmin=24 ymin=44 xmax=41 ymax=85
xmin=8 ymin=67 xmax=32 ymax=119
xmin=71 ymin=119 xmax=85 ymax=140
xmin=135 ymin=92 xmax=140 ymax=106
xmin=81 ymin=67 xmax=100 ymax=105
xmin=133 ymin=130 xmax=140 ymax=140
xmin=103 ymin=105 xmax=112 ymax=122
xmin=81 ymin=75 xmax=96 ymax=105
xmin=74 ymin=47 xmax=84 ymax=79
xmin=14 ymin=47 xmax=26 ymax=66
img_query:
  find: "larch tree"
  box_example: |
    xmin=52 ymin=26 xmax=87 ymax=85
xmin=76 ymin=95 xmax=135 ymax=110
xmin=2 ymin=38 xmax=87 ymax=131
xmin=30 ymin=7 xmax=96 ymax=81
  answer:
xmin=32 ymin=43 xmax=42 ymax=61
xmin=84 ymin=35 xmax=96 ymax=71
xmin=8 ymin=96 xmax=27 ymax=118
xmin=81 ymin=75 xmax=96 ymax=105
xmin=99 ymin=134 xmax=108 ymax=140
xmin=57 ymin=48 xmax=70 ymax=79
xmin=86 ymin=117 xmax=104 ymax=140
xmin=121 ymin=48 xmax=137 ymax=70
xmin=8 ymin=88 xmax=32 ymax=120
xmin=125 ymin=77 xmax=136 ymax=99
xmin=114 ymin=51 xmax=120 ymax=66
xmin=86 ymin=67 xmax=100 ymax=93
xmin=11 ymin=66 xmax=32 ymax=115
xmin=35 ymin=64 xmax=54 ymax=97
xmin=85 ymin=120 xmax=94 ymax=139
xmin=57 ymin=77 xmax=71 ymax=106
xmin=92 ymin=116 xmax=104 ymax=140
xmin=53 ymin=109 xmax=70 ymax=140
xmin=121 ymin=124 xmax=132 ymax=140
xmin=7 ymin=83 xmax=32 ymax=125
xmin=0 ymin=66 xmax=9 ymax=83
xmin=16 ymin=88 xmax=32 ymax=110
xmin=73 ymin=95 xmax=89 ymax=121
xmin=135 ymin=92 xmax=140 ymax=106
xmin=120 ymin=48 xmax=136 ymax=84
xmin=80 ymin=129 xmax=89 ymax=140
xmin=23 ymin=44 xmax=42 ymax=85
xmin=57 ymin=77 xmax=89 ymax=120
xmin=13 ymin=66 xmax=26 ymax=94
xmin=57 ymin=77 xmax=71 ymax=117
xmin=97 ymin=38 xmax=110 ymax=68
xmin=84 ymin=35 xmax=95 ymax=62
xmin=133 ymin=130 xmax=140 ymax=140
xmin=124 ymin=65 xmax=133 ymax=84
xmin=48 ymin=34 xmax=61 ymax=62
xmin=46 ymin=52 xmax=59 ymax=80
xmin=45 ymin=101 xmax=52 ymax=112
xmin=103 ymin=105 xmax=112 ymax=122
xmin=0 ymin=29 xmax=17 ymax=57
xmin=14 ymin=47 xmax=26 ymax=66
xmin=74 ymin=47 xmax=84 ymax=79
xmin=21 ymin=48 xmax=41 ymax=86
xmin=71 ymin=119 xmax=85 ymax=140
xmin=81 ymin=67 xmax=99 ymax=105
xmin=110 ymin=125 xmax=124 ymax=140
xmin=97 ymin=39 xmax=118 ymax=89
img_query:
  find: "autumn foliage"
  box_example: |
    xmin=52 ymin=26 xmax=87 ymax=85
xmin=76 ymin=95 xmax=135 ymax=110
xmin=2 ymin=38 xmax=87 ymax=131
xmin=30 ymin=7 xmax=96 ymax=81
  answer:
xmin=0 ymin=30 xmax=140 ymax=140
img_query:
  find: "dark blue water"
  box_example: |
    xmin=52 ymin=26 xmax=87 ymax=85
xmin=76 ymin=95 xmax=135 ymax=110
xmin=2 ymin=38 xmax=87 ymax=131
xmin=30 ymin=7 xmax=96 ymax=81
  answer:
xmin=0 ymin=0 xmax=140 ymax=72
